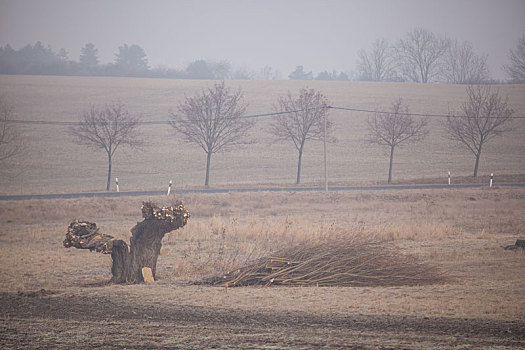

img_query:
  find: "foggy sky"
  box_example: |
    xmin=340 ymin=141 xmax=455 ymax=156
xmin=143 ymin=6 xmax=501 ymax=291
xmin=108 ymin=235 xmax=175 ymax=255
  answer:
xmin=1 ymin=0 xmax=524 ymax=79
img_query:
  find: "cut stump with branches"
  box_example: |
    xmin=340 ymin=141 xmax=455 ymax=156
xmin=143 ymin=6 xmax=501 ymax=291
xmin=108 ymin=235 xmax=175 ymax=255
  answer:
xmin=64 ymin=201 xmax=190 ymax=284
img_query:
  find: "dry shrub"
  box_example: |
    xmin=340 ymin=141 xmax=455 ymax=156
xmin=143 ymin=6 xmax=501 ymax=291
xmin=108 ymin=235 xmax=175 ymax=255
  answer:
xmin=214 ymin=234 xmax=443 ymax=287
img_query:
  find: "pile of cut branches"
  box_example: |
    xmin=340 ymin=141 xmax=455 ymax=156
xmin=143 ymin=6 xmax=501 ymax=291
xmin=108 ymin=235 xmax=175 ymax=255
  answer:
xmin=63 ymin=220 xmax=114 ymax=254
xmin=216 ymin=238 xmax=442 ymax=287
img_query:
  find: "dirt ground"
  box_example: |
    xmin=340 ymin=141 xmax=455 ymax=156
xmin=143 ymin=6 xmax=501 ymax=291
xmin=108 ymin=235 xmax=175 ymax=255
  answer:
xmin=2 ymin=290 xmax=524 ymax=349
xmin=1 ymin=187 xmax=525 ymax=349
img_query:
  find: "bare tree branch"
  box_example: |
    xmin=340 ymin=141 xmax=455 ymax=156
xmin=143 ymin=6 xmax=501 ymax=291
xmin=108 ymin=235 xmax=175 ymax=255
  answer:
xmin=356 ymin=38 xmax=397 ymax=81
xmin=169 ymin=81 xmax=252 ymax=186
xmin=70 ymin=102 xmax=143 ymax=190
xmin=269 ymin=88 xmax=331 ymax=184
xmin=0 ymin=96 xmax=25 ymax=167
xmin=503 ymin=34 xmax=525 ymax=83
xmin=444 ymin=85 xmax=514 ymax=177
xmin=442 ymin=39 xmax=490 ymax=84
xmin=367 ymin=98 xmax=428 ymax=183
xmin=395 ymin=28 xmax=450 ymax=83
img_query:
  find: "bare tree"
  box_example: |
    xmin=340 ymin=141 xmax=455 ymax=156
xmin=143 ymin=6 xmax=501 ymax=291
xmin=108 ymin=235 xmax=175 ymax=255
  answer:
xmin=0 ymin=96 xmax=24 ymax=168
xmin=395 ymin=28 xmax=450 ymax=83
xmin=270 ymin=88 xmax=330 ymax=184
xmin=70 ymin=102 xmax=143 ymax=191
xmin=356 ymin=38 xmax=397 ymax=81
xmin=444 ymin=85 xmax=514 ymax=177
xmin=169 ymin=81 xmax=252 ymax=187
xmin=367 ymin=98 xmax=428 ymax=184
xmin=503 ymin=34 xmax=525 ymax=83
xmin=442 ymin=39 xmax=490 ymax=84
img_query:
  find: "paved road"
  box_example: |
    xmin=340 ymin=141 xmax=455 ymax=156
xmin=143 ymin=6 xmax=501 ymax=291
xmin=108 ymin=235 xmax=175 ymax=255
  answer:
xmin=1 ymin=183 xmax=524 ymax=201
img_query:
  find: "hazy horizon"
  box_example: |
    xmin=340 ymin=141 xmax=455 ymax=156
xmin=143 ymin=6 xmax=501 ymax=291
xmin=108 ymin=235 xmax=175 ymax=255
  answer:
xmin=1 ymin=0 xmax=524 ymax=79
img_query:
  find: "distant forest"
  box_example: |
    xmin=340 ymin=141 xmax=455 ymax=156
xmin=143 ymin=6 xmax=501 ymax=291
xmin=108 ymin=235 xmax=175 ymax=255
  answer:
xmin=0 ymin=41 xmax=349 ymax=81
xmin=2 ymin=30 xmax=525 ymax=83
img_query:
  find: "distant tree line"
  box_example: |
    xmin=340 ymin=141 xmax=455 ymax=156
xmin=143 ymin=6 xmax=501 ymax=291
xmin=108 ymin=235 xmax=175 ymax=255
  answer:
xmin=353 ymin=28 xmax=525 ymax=84
xmin=0 ymin=42 xmax=262 ymax=80
xmin=288 ymin=65 xmax=349 ymax=81
xmin=1 ymin=30 xmax=524 ymax=83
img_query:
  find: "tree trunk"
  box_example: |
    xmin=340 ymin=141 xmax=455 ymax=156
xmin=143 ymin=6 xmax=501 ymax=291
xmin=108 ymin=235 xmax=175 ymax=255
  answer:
xmin=205 ymin=151 xmax=211 ymax=187
xmin=473 ymin=149 xmax=481 ymax=177
xmin=111 ymin=220 xmax=173 ymax=283
xmin=64 ymin=201 xmax=190 ymax=284
xmin=296 ymin=147 xmax=303 ymax=185
xmin=388 ymin=145 xmax=395 ymax=184
xmin=106 ymin=152 xmax=112 ymax=191
xmin=110 ymin=240 xmax=130 ymax=283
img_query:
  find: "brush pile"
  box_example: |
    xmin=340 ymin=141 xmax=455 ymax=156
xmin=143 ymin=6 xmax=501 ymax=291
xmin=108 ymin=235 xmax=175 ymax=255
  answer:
xmin=217 ymin=238 xmax=441 ymax=287
xmin=63 ymin=220 xmax=114 ymax=254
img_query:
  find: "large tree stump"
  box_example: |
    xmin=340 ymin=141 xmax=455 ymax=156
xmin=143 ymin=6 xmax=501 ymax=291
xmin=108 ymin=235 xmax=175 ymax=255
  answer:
xmin=64 ymin=201 xmax=190 ymax=284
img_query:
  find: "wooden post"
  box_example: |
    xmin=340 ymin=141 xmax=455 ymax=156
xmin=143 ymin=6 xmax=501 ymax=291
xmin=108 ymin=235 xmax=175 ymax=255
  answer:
xmin=323 ymin=105 xmax=328 ymax=192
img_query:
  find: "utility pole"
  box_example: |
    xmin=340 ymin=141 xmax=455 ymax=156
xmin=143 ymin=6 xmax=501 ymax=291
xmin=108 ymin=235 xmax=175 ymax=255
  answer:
xmin=323 ymin=104 xmax=328 ymax=192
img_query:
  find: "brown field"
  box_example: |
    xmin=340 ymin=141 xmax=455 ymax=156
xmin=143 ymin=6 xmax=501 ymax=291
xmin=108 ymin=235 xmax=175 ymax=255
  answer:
xmin=0 ymin=75 xmax=524 ymax=194
xmin=1 ymin=76 xmax=525 ymax=348
xmin=1 ymin=187 xmax=525 ymax=348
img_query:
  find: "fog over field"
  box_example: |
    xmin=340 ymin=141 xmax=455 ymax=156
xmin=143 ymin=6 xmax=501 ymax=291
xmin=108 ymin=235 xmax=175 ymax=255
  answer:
xmin=2 ymin=2 xmax=525 ymax=349
xmin=1 ymin=0 xmax=524 ymax=79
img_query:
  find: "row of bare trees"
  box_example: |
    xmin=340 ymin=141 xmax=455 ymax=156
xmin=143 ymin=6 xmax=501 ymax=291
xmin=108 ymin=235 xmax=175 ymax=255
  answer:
xmin=357 ymin=28 xmax=495 ymax=84
xmin=169 ymin=82 xmax=331 ymax=186
xmin=1 ymin=83 xmax=515 ymax=189
xmin=366 ymin=85 xmax=514 ymax=182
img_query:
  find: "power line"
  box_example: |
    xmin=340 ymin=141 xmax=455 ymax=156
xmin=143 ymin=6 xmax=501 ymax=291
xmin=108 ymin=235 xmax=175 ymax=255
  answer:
xmin=327 ymin=106 xmax=525 ymax=119
xmin=1 ymin=109 xmax=316 ymax=125
xmin=3 ymin=105 xmax=525 ymax=125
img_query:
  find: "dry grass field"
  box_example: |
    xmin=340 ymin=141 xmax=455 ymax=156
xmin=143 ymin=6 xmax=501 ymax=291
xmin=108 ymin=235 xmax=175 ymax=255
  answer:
xmin=1 ymin=76 xmax=525 ymax=348
xmin=0 ymin=75 xmax=524 ymax=194
xmin=1 ymin=187 xmax=525 ymax=348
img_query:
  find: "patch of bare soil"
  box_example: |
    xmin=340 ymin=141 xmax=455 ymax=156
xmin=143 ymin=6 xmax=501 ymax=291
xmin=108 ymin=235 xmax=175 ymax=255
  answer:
xmin=1 ymin=291 xmax=524 ymax=349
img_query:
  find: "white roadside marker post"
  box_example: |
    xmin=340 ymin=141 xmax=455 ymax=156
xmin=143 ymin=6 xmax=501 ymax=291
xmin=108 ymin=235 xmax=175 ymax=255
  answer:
xmin=490 ymin=173 xmax=493 ymax=188
xmin=116 ymin=177 xmax=119 ymax=192
xmin=167 ymin=180 xmax=172 ymax=196
xmin=448 ymin=171 xmax=451 ymax=185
